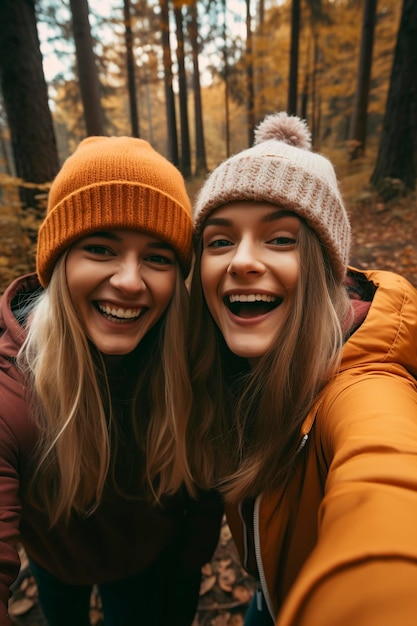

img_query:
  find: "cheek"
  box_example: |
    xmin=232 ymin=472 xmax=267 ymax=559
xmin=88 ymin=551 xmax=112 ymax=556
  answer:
xmin=156 ymin=273 xmax=177 ymax=309
xmin=281 ymin=253 xmax=300 ymax=291
xmin=65 ymin=249 xmax=97 ymax=292
xmin=65 ymin=257 xmax=86 ymax=300
xmin=200 ymin=257 xmax=219 ymax=308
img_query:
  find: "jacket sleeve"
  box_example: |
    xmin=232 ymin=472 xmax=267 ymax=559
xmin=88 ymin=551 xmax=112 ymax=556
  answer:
xmin=169 ymin=489 xmax=223 ymax=624
xmin=179 ymin=489 xmax=224 ymax=571
xmin=0 ymin=387 xmax=26 ymax=626
xmin=0 ymin=426 xmax=23 ymax=626
xmin=278 ymin=371 xmax=417 ymax=626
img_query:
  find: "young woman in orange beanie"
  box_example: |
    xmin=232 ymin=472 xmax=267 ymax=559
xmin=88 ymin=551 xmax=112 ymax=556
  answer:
xmin=188 ymin=112 xmax=417 ymax=626
xmin=0 ymin=136 xmax=222 ymax=626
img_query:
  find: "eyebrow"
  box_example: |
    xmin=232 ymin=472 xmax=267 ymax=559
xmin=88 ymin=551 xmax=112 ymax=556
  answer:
xmin=82 ymin=231 xmax=174 ymax=250
xmin=261 ymin=209 xmax=297 ymax=223
xmin=204 ymin=217 xmax=232 ymax=227
xmin=204 ymin=209 xmax=297 ymax=228
xmin=146 ymin=240 xmax=174 ymax=250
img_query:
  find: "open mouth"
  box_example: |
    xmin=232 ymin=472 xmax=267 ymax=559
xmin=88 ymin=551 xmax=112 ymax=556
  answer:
xmin=224 ymin=294 xmax=282 ymax=319
xmin=95 ymin=302 xmax=145 ymax=323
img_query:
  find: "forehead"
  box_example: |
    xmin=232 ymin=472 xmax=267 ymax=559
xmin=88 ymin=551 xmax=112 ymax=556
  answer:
xmin=76 ymin=229 xmax=174 ymax=249
xmin=204 ymin=201 xmax=300 ymax=226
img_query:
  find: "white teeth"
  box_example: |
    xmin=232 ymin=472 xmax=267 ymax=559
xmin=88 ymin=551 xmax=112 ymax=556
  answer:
xmin=98 ymin=303 xmax=142 ymax=319
xmin=228 ymin=294 xmax=277 ymax=303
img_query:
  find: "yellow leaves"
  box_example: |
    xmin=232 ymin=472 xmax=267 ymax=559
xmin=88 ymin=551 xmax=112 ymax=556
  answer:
xmin=0 ymin=173 xmax=51 ymax=191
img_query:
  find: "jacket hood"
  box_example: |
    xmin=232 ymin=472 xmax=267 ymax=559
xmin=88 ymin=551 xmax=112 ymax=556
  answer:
xmin=341 ymin=268 xmax=417 ymax=378
xmin=0 ymin=273 xmax=43 ymax=360
xmin=298 ymin=267 xmax=417 ymax=443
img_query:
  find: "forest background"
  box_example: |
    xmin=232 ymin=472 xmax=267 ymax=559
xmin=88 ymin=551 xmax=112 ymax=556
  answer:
xmin=0 ymin=0 xmax=417 ymax=624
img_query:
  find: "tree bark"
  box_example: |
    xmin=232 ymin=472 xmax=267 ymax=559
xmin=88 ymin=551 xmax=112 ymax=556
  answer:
xmin=348 ymin=0 xmax=378 ymax=160
xmin=0 ymin=0 xmax=59 ymax=210
xmin=160 ymin=0 xmax=179 ymax=164
xmin=256 ymin=0 xmax=266 ymax=120
xmin=124 ymin=0 xmax=140 ymax=138
xmin=371 ymin=0 xmax=417 ymax=192
xmin=310 ymin=31 xmax=320 ymax=147
xmin=246 ymin=0 xmax=255 ymax=145
xmin=174 ymin=2 xmax=191 ymax=177
xmin=222 ymin=0 xmax=230 ymax=158
xmin=69 ymin=0 xmax=104 ymax=136
xmin=288 ymin=0 xmax=301 ymax=116
xmin=187 ymin=0 xmax=207 ymax=175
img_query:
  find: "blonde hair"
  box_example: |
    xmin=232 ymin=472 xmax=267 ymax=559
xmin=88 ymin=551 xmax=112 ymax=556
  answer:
xmin=18 ymin=254 xmax=193 ymax=526
xmin=188 ymin=221 xmax=352 ymax=502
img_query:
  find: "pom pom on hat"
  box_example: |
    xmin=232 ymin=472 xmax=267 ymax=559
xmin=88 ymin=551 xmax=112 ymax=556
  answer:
xmin=254 ymin=111 xmax=312 ymax=150
xmin=194 ymin=111 xmax=350 ymax=281
xmin=36 ymin=136 xmax=193 ymax=286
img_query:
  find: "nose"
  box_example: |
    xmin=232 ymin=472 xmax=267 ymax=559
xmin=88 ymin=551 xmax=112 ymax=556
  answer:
xmin=109 ymin=258 xmax=146 ymax=294
xmin=227 ymin=238 xmax=266 ymax=277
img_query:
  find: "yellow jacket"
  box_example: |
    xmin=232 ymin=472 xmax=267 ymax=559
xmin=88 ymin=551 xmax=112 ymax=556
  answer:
xmin=226 ymin=268 xmax=417 ymax=625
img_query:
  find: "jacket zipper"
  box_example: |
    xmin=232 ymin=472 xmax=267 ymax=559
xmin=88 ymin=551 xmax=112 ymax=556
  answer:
xmin=242 ymin=432 xmax=311 ymax=621
xmin=253 ymin=494 xmax=276 ymax=621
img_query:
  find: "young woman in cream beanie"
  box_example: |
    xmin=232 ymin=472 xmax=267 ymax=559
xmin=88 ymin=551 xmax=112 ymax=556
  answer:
xmin=189 ymin=111 xmax=417 ymax=625
xmin=0 ymin=136 xmax=222 ymax=625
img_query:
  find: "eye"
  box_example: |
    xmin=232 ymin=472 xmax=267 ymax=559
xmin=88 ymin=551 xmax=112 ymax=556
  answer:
xmin=83 ymin=244 xmax=113 ymax=255
xmin=268 ymin=235 xmax=297 ymax=247
xmin=145 ymin=254 xmax=175 ymax=265
xmin=207 ymin=238 xmax=233 ymax=248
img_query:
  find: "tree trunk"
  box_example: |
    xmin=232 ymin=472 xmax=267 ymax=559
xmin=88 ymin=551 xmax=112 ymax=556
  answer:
xmin=174 ymin=2 xmax=191 ymax=177
xmin=256 ymin=0 xmax=266 ymax=119
xmin=187 ymin=1 xmax=207 ymax=175
xmin=288 ymin=0 xmax=301 ymax=116
xmin=222 ymin=0 xmax=230 ymax=158
xmin=348 ymin=0 xmax=378 ymax=160
xmin=0 ymin=117 xmax=13 ymax=175
xmin=310 ymin=31 xmax=320 ymax=147
xmin=371 ymin=0 xmax=417 ymax=192
xmin=69 ymin=0 xmax=104 ymax=136
xmin=246 ymin=0 xmax=255 ymax=145
xmin=300 ymin=54 xmax=309 ymax=122
xmin=124 ymin=0 xmax=140 ymax=138
xmin=0 ymin=0 xmax=59 ymax=210
xmin=160 ymin=0 xmax=179 ymax=164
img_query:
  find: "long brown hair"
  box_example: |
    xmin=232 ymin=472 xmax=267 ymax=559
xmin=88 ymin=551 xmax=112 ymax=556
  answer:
xmin=18 ymin=254 xmax=193 ymax=526
xmin=188 ymin=221 xmax=352 ymax=502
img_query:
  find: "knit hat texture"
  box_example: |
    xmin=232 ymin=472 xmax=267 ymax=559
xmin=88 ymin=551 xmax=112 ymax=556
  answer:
xmin=37 ymin=136 xmax=193 ymax=286
xmin=194 ymin=111 xmax=350 ymax=280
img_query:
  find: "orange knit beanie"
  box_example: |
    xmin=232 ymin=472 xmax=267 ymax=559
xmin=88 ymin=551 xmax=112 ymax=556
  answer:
xmin=36 ymin=136 xmax=193 ymax=286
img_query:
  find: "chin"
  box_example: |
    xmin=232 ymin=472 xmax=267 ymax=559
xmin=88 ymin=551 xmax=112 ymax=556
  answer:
xmin=95 ymin=343 xmax=136 ymax=356
xmin=227 ymin=343 xmax=267 ymax=361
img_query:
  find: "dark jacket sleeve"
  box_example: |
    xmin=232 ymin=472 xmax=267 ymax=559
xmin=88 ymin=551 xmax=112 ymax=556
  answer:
xmin=169 ymin=489 xmax=224 ymax=624
xmin=0 ymin=356 xmax=34 ymax=626
xmin=0 ymin=411 xmax=24 ymax=626
xmin=179 ymin=489 xmax=224 ymax=571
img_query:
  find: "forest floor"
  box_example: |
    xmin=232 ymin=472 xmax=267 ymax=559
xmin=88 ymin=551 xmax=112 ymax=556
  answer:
xmin=1 ymin=158 xmax=417 ymax=625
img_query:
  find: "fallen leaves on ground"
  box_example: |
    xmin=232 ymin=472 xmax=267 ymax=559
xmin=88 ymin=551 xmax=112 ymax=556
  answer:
xmin=348 ymin=195 xmax=417 ymax=286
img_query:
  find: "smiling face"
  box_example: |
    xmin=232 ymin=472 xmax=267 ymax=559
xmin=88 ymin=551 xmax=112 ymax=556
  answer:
xmin=200 ymin=202 xmax=300 ymax=362
xmin=65 ymin=230 xmax=177 ymax=355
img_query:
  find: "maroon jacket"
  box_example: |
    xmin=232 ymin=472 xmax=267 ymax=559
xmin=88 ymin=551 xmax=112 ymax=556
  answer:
xmin=0 ymin=273 xmax=223 ymax=625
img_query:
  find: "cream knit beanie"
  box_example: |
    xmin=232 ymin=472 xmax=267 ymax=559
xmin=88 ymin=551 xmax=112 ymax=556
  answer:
xmin=194 ymin=111 xmax=350 ymax=281
xmin=37 ymin=136 xmax=193 ymax=286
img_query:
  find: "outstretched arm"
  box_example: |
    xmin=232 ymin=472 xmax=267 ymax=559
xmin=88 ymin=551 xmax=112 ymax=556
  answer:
xmin=279 ymin=373 xmax=417 ymax=626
